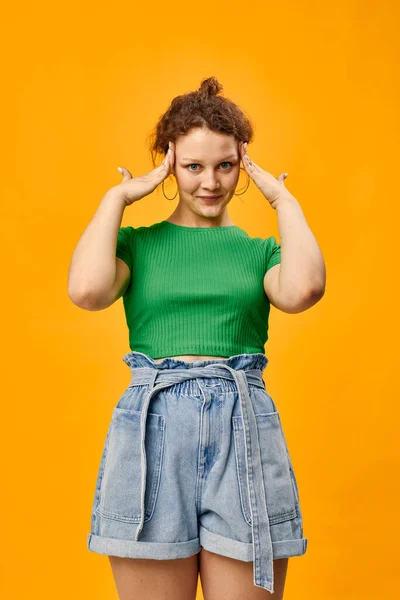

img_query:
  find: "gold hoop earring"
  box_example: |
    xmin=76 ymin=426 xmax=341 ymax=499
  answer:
xmin=233 ymin=168 xmax=250 ymax=196
xmin=161 ymin=168 xmax=250 ymax=200
xmin=162 ymin=179 xmax=178 ymax=201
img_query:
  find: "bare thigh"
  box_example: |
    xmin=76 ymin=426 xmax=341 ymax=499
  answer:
xmin=199 ymin=548 xmax=289 ymax=599
xmin=108 ymin=553 xmax=200 ymax=600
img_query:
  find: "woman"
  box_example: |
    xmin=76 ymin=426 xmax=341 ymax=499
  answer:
xmin=68 ymin=77 xmax=325 ymax=599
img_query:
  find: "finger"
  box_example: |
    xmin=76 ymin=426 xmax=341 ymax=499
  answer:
xmin=166 ymin=143 xmax=176 ymax=170
xmin=163 ymin=144 xmax=173 ymax=167
xmin=117 ymin=166 xmax=132 ymax=180
xmin=276 ymin=173 xmax=288 ymax=183
xmin=243 ymin=152 xmax=255 ymax=169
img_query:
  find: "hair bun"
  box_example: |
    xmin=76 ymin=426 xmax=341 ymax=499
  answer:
xmin=198 ymin=76 xmax=223 ymax=98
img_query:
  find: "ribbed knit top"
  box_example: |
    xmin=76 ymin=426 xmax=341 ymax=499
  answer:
xmin=115 ymin=220 xmax=281 ymax=359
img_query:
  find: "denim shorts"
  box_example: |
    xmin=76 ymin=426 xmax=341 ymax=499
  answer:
xmin=87 ymin=351 xmax=308 ymax=594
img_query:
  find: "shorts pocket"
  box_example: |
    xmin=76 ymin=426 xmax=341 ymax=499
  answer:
xmin=96 ymin=408 xmax=165 ymax=523
xmin=248 ymin=385 xmax=277 ymax=415
xmin=232 ymin=411 xmax=298 ymax=526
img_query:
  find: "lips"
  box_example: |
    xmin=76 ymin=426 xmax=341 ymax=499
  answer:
xmin=198 ymin=195 xmax=221 ymax=199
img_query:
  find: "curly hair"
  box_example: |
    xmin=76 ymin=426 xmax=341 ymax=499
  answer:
xmin=146 ymin=77 xmax=254 ymax=184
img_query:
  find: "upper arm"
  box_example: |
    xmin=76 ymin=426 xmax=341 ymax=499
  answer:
xmin=263 ymin=263 xmax=290 ymax=311
xmin=263 ymin=235 xmax=293 ymax=312
xmin=103 ymin=257 xmax=131 ymax=308
xmin=70 ymin=225 xmax=134 ymax=311
xmin=263 ymin=263 xmax=324 ymax=314
xmin=78 ymin=257 xmax=131 ymax=311
xmin=102 ymin=225 xmax=133 ymax=308
xmin=264 ymin=263 xmax=302 ymax=314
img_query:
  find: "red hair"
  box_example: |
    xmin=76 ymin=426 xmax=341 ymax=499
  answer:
xmin=147 ymin=77 xmax=255 ymax=180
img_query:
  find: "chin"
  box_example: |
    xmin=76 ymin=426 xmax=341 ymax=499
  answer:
xmin=198 ymin=205 xmax=224 ymax=214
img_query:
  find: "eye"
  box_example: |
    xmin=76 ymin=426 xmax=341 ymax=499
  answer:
xmin=187 ymin=162 xmax=233 ymax=172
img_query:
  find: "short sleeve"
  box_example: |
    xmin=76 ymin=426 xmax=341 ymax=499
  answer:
xmin=265 ymin=235 xmax=281 ymax=272
xmin=116 ymin=226 xmax=134 ymax=272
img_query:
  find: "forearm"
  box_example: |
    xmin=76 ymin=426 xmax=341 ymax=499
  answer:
xmin=275 ymin=192 xmax=326 ymax=301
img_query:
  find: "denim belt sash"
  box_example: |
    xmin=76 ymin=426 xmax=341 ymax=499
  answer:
xmin=126 ymin=363 xmax=275 ymax=594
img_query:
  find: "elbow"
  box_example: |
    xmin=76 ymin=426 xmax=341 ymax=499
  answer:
xmin=284 ymin=287 xmax=325 ymax=314
xmin=300 ymin=286 xmax=326 ymax=311
xmin=68 ymin=288 xmax=104 ymax=311
xmin=310 ymin=282 xmax=326 ymax=300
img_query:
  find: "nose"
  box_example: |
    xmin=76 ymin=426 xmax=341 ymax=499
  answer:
xmin=200 ymin=172 xmax=221 ymax=191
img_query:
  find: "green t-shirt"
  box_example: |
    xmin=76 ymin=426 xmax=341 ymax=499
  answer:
xmin=115 ymin=220 xmax=281 ymax=359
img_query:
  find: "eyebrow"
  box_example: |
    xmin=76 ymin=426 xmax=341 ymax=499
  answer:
xmin=181 ymin=154 xmax=238 ymax=162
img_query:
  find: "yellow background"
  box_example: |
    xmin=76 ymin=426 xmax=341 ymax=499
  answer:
xmin=1 ymin=0 xmax=398 ymax=598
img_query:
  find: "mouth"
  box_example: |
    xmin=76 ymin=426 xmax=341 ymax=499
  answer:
xmin=198 ymin=195 xmax=222 ymax=201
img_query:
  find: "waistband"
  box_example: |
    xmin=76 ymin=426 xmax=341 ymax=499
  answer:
xmin=121 ymin=351 xmax=275 ymax=594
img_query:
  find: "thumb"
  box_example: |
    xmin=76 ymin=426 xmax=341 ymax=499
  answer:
xmin=277 ymin=172 xmax=288 ymax=184
xmin=117 ymin=166 xmax=132 ymax=181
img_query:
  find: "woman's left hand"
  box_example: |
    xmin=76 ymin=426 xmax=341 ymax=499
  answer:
xmin=239 ymin=141 xmax=291 ymax=210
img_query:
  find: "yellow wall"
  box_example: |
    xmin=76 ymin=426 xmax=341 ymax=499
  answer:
xmin=1 ymin=0 xmax=398 ymax=598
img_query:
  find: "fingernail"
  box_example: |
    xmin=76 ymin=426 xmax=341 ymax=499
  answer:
xmin=244 ymin=142 xmax=248 ymax=151
xmin=117 ymin=167 xmax=123 ymax=173
xmin=284 ymin=173 xmax=288 ymax=179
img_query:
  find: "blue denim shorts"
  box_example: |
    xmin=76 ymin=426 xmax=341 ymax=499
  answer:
xmin=87 ymin=351 xmax=308 ymax=594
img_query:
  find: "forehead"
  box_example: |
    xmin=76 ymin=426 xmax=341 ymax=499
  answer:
xmin=176 ymin=128 xmax=237 ymax=160
xmin=180 ymin=153 xmax=238 ymax=162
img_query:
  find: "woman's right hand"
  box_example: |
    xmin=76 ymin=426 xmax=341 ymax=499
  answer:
xmin=112 ymin=142 xmax=175 ymax=207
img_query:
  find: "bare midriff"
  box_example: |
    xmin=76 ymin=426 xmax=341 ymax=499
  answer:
xmin=154 ymin=355 xmax=229 ymax=363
